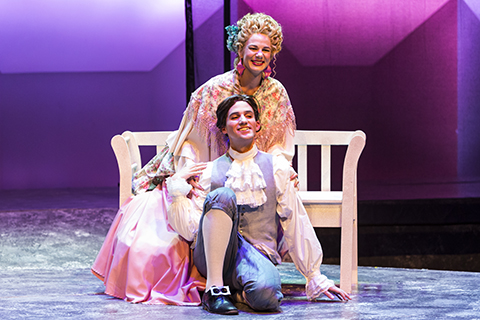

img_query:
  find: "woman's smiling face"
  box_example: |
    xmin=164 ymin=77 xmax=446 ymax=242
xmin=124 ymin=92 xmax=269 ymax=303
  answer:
xmin=239 ymin=33 xmax=273 ymax=77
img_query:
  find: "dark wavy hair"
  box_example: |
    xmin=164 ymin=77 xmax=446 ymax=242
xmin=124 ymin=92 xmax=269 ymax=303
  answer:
xmin=216 ymin=94 xmax=261 ymax=132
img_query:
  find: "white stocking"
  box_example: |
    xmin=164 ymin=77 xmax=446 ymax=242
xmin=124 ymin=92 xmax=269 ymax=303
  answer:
xmin=202 ymin=209 xmax=233 ymax=291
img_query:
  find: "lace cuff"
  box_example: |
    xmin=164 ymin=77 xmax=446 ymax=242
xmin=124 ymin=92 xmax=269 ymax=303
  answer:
xmin=165 ymin=176 xmax=192 ymax=200
xmin=305 ymin=271 xmax=335 ymax=300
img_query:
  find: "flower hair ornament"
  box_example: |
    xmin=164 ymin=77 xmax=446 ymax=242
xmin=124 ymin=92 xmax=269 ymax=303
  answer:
xmin=226 ymin=24 xmax=239 ymax=53
xmin=226 ymin=24 xmax=272 ymax=78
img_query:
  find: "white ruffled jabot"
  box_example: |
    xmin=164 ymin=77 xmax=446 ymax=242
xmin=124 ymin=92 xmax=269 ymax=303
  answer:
xmin=225 ymin=145 xmax=267 ymax=208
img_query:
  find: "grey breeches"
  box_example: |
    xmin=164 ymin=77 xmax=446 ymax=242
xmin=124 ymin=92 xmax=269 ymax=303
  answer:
xmin=193 ymin=187 xmax=283 ymax=311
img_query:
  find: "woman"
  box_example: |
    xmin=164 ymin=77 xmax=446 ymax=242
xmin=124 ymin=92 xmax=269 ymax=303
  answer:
xmin=133 ymin=12 xmax=295 ymax=194
xmin=91 ymin=13 xmax=296 ymax=306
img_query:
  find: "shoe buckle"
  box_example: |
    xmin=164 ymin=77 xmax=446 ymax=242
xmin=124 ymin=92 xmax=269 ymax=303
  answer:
xmin=210 ymin=286 xmax=231 ymax=296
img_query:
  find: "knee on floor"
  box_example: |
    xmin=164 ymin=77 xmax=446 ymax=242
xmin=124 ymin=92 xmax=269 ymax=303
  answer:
xmin=243 ymin=279 xmax=283 ymax=311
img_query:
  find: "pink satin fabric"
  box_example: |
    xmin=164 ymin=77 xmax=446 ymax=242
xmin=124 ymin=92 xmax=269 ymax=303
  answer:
xmin=91 ymin=187 xmax=206 ymax=305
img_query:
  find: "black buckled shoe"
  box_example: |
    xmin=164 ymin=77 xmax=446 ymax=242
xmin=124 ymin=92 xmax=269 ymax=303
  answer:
xmin=202 ymin=286 xmax=238 ymax=315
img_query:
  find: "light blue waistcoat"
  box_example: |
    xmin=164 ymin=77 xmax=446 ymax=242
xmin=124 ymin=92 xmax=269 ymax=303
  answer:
xmin=211 ymin=151 xmax=282 ymax=264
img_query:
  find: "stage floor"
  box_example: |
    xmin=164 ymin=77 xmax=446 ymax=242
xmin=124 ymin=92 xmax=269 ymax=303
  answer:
xmin=1 ymin=263 xmax=479 ymax=319
xmin=0 ymin=187 xmax=479 ymax=319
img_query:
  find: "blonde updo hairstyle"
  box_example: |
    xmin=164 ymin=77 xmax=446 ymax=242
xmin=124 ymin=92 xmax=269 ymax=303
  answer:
xmin=232 ymin=13 xmax=283 ymax=68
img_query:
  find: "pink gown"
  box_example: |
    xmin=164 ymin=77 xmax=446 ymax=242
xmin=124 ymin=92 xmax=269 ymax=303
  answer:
xmin=91 ymin=70 xmax=295 ymax=305
xmin=91 ymin=187 xmax=205 ymax=305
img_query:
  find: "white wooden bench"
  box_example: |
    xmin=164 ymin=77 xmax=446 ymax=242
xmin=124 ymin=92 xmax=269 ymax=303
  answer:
xmin=110 ymin=129 xmax=366 ymax=293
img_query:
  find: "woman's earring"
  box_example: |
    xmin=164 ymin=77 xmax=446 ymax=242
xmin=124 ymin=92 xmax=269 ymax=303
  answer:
xmin=264 ymin=65 xmax=272 ymax=78
xmin=236 ymin=60 xmax=245 ymax=76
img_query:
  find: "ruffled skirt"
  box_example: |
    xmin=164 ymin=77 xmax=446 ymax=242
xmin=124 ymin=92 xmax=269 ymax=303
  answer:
xmin=91 ymin=187 xmax=205 ymax=305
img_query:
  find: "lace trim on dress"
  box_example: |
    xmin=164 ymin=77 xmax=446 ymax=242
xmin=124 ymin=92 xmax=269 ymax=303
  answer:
xmin=191 ymin=71 xmax=238 ymax=155
xmin=132 ymin=146 xmax=175 ymax=194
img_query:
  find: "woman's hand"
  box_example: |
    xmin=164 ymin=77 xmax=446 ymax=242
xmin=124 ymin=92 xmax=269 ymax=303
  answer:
xmin=186 ymin=176 xmax=204 ymax=198
xmin=175 ymin=163 xmax=207 ymax=198
xmin=176 ymin=163 xmax=207 ymax=180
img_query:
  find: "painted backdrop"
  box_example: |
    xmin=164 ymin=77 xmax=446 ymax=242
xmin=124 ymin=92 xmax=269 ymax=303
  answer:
xmin=0 ymin=0 xmax=479 ymax=201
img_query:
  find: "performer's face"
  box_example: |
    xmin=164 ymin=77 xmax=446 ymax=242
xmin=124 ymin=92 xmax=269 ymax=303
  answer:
xmin=222 ymin=101 xmax=261 ymax=152
xmin=240 ymin=33 xmax=272 ymax=78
